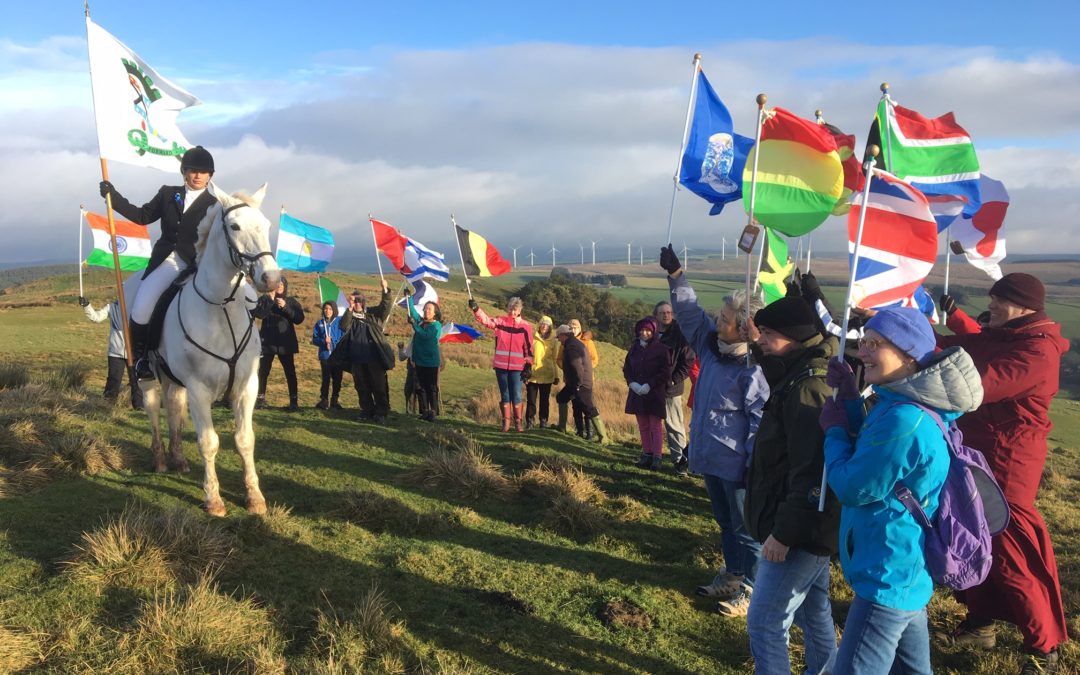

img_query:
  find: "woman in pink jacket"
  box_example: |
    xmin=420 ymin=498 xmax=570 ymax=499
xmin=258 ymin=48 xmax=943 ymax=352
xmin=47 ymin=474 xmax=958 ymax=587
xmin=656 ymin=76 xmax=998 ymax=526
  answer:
xmin=470 ymin=296 xmax=535 ymax=431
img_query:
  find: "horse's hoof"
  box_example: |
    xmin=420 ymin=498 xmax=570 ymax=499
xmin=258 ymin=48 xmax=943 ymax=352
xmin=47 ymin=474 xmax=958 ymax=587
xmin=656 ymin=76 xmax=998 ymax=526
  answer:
xmin=246 ymin=497 xmax=267 ymax=515
xmin=206 ymin=502 xmax=227 ymax=517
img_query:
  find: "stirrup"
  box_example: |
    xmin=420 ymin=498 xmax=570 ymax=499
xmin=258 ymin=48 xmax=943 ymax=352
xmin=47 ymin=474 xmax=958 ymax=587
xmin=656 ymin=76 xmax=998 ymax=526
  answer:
xmin=134 ymin=358 xmax=155 ymax=381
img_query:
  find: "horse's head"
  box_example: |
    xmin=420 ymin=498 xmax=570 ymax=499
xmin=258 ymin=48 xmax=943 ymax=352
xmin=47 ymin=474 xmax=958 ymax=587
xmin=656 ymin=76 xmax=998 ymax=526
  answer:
xmin=197 ymin=184 xmax=280 ymax=292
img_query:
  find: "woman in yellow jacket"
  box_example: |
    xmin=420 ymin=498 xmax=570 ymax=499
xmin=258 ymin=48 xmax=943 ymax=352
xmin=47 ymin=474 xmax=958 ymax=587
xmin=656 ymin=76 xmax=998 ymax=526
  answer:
xmin=557 ymin=319 xmax=600 ymax=437
xmin=525 ymin=316 xmax=559 ymax=428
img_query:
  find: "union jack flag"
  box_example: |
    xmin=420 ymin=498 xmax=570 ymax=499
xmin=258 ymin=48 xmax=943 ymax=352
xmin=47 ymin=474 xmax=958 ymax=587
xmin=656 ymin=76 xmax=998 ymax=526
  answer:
xmin=848 ymin=171 xmax=938 ymax=309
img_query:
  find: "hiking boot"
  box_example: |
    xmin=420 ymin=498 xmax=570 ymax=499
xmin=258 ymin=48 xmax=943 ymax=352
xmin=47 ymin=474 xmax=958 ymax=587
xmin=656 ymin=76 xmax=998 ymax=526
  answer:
xmin=538 ymin=420 xmax=548 ymax=429
xmin=717 ymin=586 xmax=752 ymax=617
xmin=254 ymin=396 xmax=267 ymax=410
xmin=697 ymin=572 xmax=745 ymax=599
xmin=649 ymin=455 xmax=662 ymax=471
xmin=636 ymin=453 xmax=651 ymax=468
xmin=674 ymin=457 xmax=690 ymax=477
xmin=315 ymin=399 xmax=329 ymax=410
xmin=936 ymin=619 xmax=997 ymax=649
xmin=330 ymin=397 xmax=342 ymax=410
xmin=285 ymin=401 xmax=300 ymax=412
xmin=525 ymin=419 xmax=534 ymax=430
xmin=1020 ymin=649 xmax=1060 ymax=674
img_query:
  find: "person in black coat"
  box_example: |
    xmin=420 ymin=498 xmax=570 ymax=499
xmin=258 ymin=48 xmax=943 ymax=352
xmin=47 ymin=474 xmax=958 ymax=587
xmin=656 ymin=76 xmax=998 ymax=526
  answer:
xmin=252 ymin=275 xmax=305 ymax=411
xmin=654 ymin=301 xmax=695 ymax=473
xmin=338 ymin=281 xmax=394 ymax=424
xmin=554 ymin=324 xmax=608 ymax=443
xmin=99 ymin=146 xmax=218 ymax=380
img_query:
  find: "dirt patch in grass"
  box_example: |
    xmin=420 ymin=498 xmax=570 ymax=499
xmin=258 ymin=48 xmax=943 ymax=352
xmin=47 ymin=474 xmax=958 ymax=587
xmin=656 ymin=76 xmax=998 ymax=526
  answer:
xmin=478 ymin=590 xmax=536 ymax=616
xmin=597 ymin=599 xmax=653 ymax=631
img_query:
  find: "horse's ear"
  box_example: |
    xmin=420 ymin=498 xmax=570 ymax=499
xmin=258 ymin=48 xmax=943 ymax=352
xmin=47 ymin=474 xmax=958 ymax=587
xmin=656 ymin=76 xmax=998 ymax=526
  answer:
xmin=249 ymin=183 xmax=268 ymax=208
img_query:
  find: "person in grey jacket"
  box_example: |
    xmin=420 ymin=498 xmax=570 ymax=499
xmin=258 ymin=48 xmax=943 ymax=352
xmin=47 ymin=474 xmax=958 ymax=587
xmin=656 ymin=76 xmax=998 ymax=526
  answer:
xmin=79 ymin=295 xmax=143 ymax=409
xmin=664 ymin=254 xmax=769 ymax=607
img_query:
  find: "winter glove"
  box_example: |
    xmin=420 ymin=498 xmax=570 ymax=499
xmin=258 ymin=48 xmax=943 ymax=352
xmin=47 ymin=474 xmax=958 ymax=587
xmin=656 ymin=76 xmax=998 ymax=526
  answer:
xmin=800 ymin=272 xmax=823 ymax=300
xmin=468 ymin=298 xmax=479 ymax=311
xmin=99 ymin=180 xmax=115 ymax=199
xmin=939 ymin=294 xmax=957 ymax=317
xmin=522 ymin=363 xmax=533 ymax=382
xmin=402 ymin=285 xmax=412 ymax=297
xmin=819 ymin=398 xmax=849 ymax=433
xmin=826 ymin=358 xmax=860 ymax=401
xmin=78 ymin=296 xmax=90 ymax=307
xmin=659 ymin=244 xmax=682 ymax=275
xmin=638 ymin=383 xmax=650 ymax=395
xmin=629 ymin=382 xmax=643 ymax=395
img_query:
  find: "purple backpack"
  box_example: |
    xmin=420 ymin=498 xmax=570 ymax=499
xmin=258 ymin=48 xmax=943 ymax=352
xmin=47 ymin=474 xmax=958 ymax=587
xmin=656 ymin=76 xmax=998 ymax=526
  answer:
xmin=893 ymin=402 xmax=1011 ymax=591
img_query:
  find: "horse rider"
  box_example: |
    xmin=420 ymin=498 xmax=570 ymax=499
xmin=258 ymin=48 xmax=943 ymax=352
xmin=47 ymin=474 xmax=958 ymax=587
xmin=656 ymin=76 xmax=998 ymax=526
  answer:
xmin=99 ymin=145 xmax=217 ymax=380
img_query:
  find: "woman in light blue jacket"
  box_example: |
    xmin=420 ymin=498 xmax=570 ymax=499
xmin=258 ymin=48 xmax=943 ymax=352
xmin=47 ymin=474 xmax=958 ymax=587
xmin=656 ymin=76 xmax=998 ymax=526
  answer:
xmin=669 ymin=271 xmax=769 ymax=612
xmin=822 ymin=307 xmax=984 ymax=674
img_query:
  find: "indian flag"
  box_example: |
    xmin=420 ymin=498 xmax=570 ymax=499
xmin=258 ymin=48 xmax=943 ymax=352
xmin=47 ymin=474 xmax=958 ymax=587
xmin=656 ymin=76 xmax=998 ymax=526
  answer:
xmin=84 ymin=210 xmax=151 ymax=271
xmin=744 ymin=107 xmax=844 ymax=237
xmin=277 ymin=212 xmax=334 ymax=273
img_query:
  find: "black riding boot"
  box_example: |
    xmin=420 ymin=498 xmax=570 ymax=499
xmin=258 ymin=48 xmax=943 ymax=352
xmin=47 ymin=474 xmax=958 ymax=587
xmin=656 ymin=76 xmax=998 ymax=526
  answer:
xmin=583 ymin=416 xmax=593 ymax=440
xmin=129 ymin=320 xmax=154 ymax=381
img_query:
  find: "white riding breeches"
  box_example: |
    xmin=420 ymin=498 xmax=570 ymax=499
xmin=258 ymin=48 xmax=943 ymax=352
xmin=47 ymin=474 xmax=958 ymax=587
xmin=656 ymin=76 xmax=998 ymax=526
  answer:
xmin=130 ymin=253 xmax=188 ymax=324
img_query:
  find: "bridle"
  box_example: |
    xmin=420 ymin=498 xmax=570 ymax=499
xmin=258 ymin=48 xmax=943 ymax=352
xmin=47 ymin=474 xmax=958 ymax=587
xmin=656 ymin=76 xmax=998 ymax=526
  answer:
xmin=174 ymin=201 xmax=275 ymax=395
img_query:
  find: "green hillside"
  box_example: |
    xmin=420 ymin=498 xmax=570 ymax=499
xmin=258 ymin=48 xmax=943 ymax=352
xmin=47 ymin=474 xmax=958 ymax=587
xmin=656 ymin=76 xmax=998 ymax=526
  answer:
xmin=0 ymin=268 xmax=1076 ymax=673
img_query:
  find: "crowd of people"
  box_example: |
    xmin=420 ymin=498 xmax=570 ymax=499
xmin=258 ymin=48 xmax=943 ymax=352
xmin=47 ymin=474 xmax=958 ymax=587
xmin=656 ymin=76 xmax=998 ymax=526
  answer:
xmin=82 ymin=147 xmax=1070 ymax=673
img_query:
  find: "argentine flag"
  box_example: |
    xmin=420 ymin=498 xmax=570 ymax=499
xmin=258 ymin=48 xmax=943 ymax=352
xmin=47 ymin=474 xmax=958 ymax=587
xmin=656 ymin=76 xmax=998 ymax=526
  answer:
xmin=277 ymin=212 xmax=334 ymax=272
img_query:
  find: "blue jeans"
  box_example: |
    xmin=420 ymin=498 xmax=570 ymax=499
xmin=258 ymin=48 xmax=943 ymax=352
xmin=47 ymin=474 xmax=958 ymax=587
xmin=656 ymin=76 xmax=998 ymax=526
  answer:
xmin=747 ymin=548 xmax=836 ymax=675
xmin=703 ymin=475 xmax=761 ymax=584
xmin=832 ymin=596 xmax=931 ymax=675
xmin=495 ymin=368 xmax=523 ymax=404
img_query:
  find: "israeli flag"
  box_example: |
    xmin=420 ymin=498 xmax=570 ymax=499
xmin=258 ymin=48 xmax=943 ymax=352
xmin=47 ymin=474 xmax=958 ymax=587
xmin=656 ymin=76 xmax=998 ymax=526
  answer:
xmin=402 ymin=238 xmax=450 ymax=282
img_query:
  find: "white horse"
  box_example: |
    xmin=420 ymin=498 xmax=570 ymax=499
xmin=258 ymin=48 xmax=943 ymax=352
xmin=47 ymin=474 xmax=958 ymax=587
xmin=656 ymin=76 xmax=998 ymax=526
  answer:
xmin=140 ymin=184 xmax=280 ymax=517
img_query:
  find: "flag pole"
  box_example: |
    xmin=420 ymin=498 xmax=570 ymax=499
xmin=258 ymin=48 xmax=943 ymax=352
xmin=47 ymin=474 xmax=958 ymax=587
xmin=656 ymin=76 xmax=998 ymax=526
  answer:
xmin=791 ymin=237 xmax=803 ymax=284
xmin=664 ymin=53 xmax=702 ymax=247
xmin=819 ymin=144 xmax=880 ymax=512
xmin=805 ymin=235 xmax=813 ymax=274
xmin=943 ymin=228 xmax=953 ymax=295
xmin=743 ymin=93 xmax=767 ymax=366
xmin=451 ymin=214 xmax=474 ymax=300
xmin=880 ymin=83 xmax=894 ymax=173
xmin=753 ymin=227 xmax=768 ymax=292
xmin=316 ymin=272 xmax=324 ymax=304
xmin=369 ymin=213 xmax=386 ymax=284
xmin=78 ymin=206 xmax=86 ymax=299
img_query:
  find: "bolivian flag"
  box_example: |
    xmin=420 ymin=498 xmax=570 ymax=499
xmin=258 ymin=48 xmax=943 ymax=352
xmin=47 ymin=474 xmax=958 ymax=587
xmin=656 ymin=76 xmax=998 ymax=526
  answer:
xmin=83 ymin=210 xmax=150 ymax=271
xmin=455 ymin=224 xmax=511 ymax=277
xmin=744 ymin=108 xmax=844 ymax=237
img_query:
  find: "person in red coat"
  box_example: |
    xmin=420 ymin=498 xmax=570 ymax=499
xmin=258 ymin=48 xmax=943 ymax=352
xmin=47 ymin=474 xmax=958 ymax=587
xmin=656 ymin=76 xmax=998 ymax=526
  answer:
xmin=937 ymin=273 xmax=1070 ymax=673
xmin=623 ymin=317 xmax=672 ymax=471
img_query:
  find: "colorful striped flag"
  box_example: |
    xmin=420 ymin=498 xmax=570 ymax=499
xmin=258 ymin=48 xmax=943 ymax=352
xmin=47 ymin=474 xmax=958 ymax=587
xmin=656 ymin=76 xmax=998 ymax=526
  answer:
xmin=848 ymin=171 xmax=939 ymax=309
xmin=744 ymin=107 xmax=845 ymax=236
xmin=84 ymin=210 xmax=151 ymax=271
xmin=758 ymin=229 xmax=794 ymax=304
xmin=678 ymin=69 xmax=754 ymax=215
xmin=315 ymin=276 xmax=348 ymax=316
xmin=439 ymin=323 xmax=483 ymax=344
xmin=868 ymin=99 xmax=981 ymax=216
xmin=455 ymin=224 xmax=511 ymax=277
xmin=277 ymin=213 xmax=334 ymax=272
xmin=821 ymin=122 xmax=863 ymax=216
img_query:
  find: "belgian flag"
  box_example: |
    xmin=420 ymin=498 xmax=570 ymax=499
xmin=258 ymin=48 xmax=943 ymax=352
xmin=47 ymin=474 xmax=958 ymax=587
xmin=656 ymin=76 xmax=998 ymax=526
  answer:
xmin=455 ymin=224 xmax=511 ymax=277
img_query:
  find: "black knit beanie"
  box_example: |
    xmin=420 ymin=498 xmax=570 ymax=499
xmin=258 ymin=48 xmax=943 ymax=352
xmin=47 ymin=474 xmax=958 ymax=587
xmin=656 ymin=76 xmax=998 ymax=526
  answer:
xmin=754 ymin=297 xmax=820 ymax=342
xmin=989 ymin=273 xmax=1045 ymax=311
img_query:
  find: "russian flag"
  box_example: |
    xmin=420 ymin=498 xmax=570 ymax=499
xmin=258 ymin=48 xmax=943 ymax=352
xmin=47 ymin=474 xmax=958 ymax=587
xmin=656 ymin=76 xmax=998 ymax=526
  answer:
xmin=848 ymin=171 xmax=938 ymax=309
xmin=439 ymin=323 xmax=482 ymax=344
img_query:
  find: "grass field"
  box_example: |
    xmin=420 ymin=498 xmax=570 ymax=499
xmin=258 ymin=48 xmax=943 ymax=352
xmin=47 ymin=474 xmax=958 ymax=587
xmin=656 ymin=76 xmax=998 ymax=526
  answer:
xmin=0 ymin=267 xmax=1077 ymax=673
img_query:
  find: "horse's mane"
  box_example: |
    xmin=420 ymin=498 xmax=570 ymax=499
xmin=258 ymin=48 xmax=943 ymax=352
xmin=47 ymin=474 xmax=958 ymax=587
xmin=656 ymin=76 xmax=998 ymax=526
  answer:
xmin=194 ymin=190 xmax=260 ymax=264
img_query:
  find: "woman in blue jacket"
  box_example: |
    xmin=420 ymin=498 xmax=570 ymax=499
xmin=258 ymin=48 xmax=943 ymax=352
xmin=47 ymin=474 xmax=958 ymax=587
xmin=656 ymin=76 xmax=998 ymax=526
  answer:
xmin=311 ymin=301 xmax=344 ymax=410
xmin=407 ymin=290 xmax=443 ymax=422
xmin=667 ymin=259 xmax=769 ymax=613
xmin=822 ymin=307 xmax=984 ymax=674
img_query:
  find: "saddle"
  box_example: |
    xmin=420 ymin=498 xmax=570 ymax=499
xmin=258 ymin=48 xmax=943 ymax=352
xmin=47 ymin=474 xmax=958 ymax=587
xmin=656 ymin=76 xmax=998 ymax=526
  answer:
xmin=147 ymin=267 xmax=197 ymax=386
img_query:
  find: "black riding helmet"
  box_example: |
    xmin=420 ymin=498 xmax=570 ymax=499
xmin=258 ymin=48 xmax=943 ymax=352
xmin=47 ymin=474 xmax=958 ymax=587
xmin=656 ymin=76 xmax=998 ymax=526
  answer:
xmin=180 ymin=145 xmax=215 ymax=174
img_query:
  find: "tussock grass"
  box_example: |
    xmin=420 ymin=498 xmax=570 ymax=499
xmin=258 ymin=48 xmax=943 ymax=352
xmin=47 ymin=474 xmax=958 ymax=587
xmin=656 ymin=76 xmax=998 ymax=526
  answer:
xmin=68 ymin=503 xmax=234 ymax=590
xmin=518 ymin=458 xmax=610 ymax=535
xmin=605 ymin=494 xmax=652 ymax=522
xmin=0 ymin=625 xmax=41 ymax=672
xmin=407 ymin=429 xmax=513 ymax=500
xmin=440 ymin=343 xmax=490 ymax=370
xmin=114 ymin=576 xmax=283 ymax=673
xmin=0 ymin=363 xmax=29 ymax=390
xmin=45 ymin=361 xmax=92 ymax=391
xmin=339 ymin=490 xmax=449 ymax=535
xmin=302 ymin=585 xmax=411 ymax=674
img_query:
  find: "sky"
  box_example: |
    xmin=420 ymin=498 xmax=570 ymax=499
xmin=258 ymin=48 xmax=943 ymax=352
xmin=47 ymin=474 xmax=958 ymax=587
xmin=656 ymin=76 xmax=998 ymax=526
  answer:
xmin=3 ymin=0 xmax=1080 ymax=269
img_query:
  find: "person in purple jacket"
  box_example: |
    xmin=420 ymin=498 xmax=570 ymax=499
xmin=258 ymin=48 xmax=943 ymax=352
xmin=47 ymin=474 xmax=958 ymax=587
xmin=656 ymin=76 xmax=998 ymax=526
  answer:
xmin=623 ymin=317 xmax=672 ymax=471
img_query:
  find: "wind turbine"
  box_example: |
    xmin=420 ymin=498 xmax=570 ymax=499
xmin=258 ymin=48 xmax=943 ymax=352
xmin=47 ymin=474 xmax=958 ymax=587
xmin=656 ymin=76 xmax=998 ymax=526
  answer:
xmin=682 ymin=241 xmax=691 ymax=272
xmin=639 ymin=246 xmax=643 ymax=266
xmin=529 ymin=249 xmax=535 ymax=266
xmin=511 ymin=246 xmax=520 ymax=268
xmin=626 ymin=241 xmax=632 ymax=266
xmin=550 ymin=243 xmax=559 ymax=267
xmin=590 ymin=240 xmax=596 ymax=265
xmin=722 ymin=237 xmax=726 ymax=261
xmin=579 ymin=243 xmax=585 ymax=265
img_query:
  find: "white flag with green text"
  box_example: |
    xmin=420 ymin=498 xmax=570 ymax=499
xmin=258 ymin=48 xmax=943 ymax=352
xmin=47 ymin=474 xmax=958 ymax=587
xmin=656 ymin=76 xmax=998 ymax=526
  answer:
xmin=86 ymin=17 xmax=200 ymax=172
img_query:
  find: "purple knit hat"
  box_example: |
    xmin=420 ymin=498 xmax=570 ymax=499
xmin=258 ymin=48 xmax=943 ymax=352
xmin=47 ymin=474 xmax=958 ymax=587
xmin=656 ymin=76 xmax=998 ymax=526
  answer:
xmin=635 ymin=317 xmax=657 ymax=335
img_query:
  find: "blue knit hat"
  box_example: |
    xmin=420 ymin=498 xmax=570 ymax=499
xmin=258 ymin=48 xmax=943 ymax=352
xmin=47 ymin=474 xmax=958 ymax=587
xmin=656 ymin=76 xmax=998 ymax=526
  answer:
xmin=865 ymin=307 xmax=937 ymax=364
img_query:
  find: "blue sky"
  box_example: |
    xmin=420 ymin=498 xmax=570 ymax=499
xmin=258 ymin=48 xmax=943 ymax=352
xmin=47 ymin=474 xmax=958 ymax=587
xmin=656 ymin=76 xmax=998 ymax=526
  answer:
xmin=2 ymin=0 xmax=1079 ymax=264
